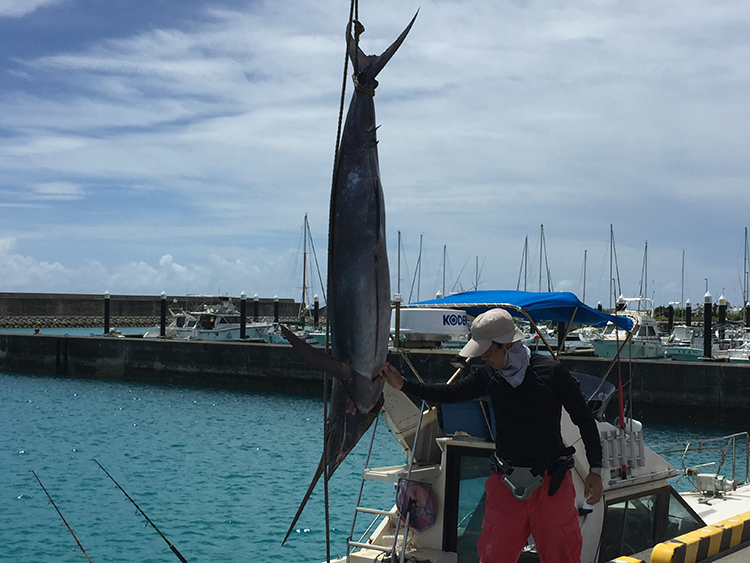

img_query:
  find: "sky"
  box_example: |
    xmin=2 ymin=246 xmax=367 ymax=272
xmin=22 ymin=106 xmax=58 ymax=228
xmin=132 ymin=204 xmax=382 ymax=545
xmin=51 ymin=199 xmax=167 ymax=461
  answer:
xmin=1 ymin=0 xmax=749 ymax=310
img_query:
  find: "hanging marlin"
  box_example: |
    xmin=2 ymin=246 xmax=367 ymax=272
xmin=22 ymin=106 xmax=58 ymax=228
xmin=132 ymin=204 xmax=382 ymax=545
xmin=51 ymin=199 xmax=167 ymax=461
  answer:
xmin=282 ymin=12 xmax=417 ymax=544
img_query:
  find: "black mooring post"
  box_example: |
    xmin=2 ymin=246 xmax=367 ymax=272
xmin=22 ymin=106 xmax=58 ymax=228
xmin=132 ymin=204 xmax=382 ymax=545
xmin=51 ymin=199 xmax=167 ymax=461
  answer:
xmin=667 ymin=304 xmax=674 ymax=334
xmin=104 ymin=291 xmax=110 ymax=334
xmin=160 ymin=292 xmax=167 ymax=338
xmin=273 ymin=296 xmax=279 ymax=323
xmin=686 ymin=299 xmax=692 ymax=327
xmin=240 ymin=292 xmax=247 ymax=339
xmin=746 ymin=302 xmax=750 ymax=328
xmin=313 ymin=295 xmax=320 ymax=328
xmin=253 ymin=294 xmax=259 ymax=322
xmin=557 ymin=321 xmax=566 ymax=354
xmin=703 ymin=292 xmax=712 ymax=359
xmin=718 ymin=294 xmax=727 ymax=342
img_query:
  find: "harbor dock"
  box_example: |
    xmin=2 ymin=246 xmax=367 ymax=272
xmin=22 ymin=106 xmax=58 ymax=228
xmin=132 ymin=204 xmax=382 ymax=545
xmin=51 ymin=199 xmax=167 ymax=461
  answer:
xmin=2 ymin=332 xmax=750 ymax=420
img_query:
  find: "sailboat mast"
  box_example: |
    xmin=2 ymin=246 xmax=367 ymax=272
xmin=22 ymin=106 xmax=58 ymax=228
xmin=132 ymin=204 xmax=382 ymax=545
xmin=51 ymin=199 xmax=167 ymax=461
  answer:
xmin=744 ymin=227 xmax=748 ymax=307
xmin=517 ymin=236 xmax=528 ymax=291
xmin=442 ymin=245 xmax=447 ymax=296
xmin=302 ymin=214 xmax=308 ymax=313
xmin=583 ymin=249 xmax=587 ymax=304
xmin=539 ymin=225 xmax=543 ymax=293
xmin=416 ymin=235 xmax=422 ymax=301
xmin=524 ymin=237 xmax=528 ymax=291
xmin=397 ymin=231 xmax=402 ymax=295
xmin=681 ymin=250 xmax=685 ymax=308
xmin=644 ymin=241 xmax=648 ymax=302
xmin=609 ymin=225 xmax=614 ymax=310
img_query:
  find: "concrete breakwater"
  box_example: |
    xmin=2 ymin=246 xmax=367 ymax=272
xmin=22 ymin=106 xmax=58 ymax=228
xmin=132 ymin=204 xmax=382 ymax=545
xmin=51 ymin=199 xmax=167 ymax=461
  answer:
xmin=0 ymin=292 xmax=306 ymax=329
xmin=2 ymin=333 xmax=750 ymax=422
xmin=0 ymin=315 xmax=159 ymax=329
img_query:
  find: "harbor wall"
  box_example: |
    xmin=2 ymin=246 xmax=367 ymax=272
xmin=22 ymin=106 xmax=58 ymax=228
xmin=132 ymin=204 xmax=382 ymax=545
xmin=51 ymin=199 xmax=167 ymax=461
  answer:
xmin=0 ymin=334 xmax=458 ymax=395
xmin=1 ymin=333 xmax=749 ymax=421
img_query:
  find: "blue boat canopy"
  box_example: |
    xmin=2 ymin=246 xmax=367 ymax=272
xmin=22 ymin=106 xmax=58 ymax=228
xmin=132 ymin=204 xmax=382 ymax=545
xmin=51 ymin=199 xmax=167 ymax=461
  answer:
xmin=409 ymin=290 xmax=633 ymax=331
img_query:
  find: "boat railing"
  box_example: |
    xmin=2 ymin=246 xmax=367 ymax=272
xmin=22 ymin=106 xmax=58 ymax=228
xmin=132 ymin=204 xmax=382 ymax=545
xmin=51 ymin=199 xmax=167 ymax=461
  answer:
xmin=648 ymin=432 xmax=750 ymax=490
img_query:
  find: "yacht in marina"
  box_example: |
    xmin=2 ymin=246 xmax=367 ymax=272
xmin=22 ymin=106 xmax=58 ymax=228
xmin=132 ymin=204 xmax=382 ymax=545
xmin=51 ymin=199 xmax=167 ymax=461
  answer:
xmin=143 ymin=299 xmax=272 ymax=341
xmin=588 ymin=297 xmax=665 ymax=360
xmin=313 ymin=291 xmax=750 ymax=563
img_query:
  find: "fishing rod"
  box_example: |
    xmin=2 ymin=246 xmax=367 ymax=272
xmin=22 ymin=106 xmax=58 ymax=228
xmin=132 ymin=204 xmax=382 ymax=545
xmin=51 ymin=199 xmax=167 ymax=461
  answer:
xmin=31 ymin=470 xmax=94 ymax=563
xmin=93 ymin=459 xmax=188 ymax=563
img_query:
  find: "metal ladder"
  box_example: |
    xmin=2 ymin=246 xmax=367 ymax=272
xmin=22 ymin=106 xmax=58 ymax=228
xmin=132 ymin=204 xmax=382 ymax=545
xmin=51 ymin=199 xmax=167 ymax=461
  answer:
xmin=346 ymin=400 xmax=428 ymax=563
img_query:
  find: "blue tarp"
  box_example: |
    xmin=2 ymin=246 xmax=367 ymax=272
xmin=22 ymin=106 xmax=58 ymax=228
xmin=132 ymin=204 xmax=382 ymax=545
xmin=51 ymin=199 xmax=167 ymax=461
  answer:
xmin=409 ymin=290 xmax=633 ymax=331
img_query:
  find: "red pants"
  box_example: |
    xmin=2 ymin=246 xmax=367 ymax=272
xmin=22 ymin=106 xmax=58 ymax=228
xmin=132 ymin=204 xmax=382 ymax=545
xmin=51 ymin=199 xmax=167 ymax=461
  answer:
xmin=477 ymin=471 xmax=581 ymax=563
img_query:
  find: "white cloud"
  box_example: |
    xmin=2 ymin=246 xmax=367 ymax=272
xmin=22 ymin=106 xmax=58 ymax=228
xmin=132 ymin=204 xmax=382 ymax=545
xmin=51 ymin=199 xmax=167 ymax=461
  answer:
xmin=0 ymin=0 xmax=62 ymax=18
xmin=0 ymin=237 xmax=16 ymax=253
xmin=0 ymin=1 xmax=748 ymax=307
xmin=31 ymin=182 xmax=85 ymax=200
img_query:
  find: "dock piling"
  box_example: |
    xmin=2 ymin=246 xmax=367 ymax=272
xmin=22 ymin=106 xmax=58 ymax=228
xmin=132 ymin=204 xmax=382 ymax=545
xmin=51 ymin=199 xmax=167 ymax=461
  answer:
xmin=160 ymin=292 xmax=167 ymax=338
xmin=240 ymin=292 xmax=247 ymax=340
xmin=104 ymin=291 xmax=110 ymax=334
xmin=703 ymin=291 xmax=712 ymax=359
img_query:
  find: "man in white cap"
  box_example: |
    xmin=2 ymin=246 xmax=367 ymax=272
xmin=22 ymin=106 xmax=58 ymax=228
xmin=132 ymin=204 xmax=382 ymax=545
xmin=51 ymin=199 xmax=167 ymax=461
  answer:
xmin=380 ymin=308 xmax=603 ymax=563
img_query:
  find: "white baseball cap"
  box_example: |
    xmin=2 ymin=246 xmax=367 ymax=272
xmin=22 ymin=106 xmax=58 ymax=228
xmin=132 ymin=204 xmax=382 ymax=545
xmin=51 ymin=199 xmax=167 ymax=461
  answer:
xmin=459 ymin=308 xmax=525 ymax=358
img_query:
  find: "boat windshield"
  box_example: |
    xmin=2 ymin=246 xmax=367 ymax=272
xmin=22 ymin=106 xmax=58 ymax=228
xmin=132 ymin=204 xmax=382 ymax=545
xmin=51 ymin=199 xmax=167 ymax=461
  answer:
xmin=598 ymin=487 xmax=703 ymax=561
xmin=443 ymin=444 xmax=491 ymax=563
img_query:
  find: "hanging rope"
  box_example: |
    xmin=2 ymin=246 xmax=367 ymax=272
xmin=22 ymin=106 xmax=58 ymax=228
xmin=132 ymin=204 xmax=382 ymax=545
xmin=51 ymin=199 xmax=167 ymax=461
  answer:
xmin=324 ymin=1 xmax=359 ymax=560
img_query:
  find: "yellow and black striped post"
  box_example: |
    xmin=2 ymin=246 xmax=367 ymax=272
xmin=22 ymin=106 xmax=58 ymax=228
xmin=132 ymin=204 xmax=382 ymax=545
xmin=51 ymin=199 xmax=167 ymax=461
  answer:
xmin=650 ymin=511 xmax=750 ymax=563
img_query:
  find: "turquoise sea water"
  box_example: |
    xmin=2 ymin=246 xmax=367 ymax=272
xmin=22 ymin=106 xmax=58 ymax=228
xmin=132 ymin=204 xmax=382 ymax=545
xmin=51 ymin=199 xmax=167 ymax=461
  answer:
xmin=1 ymin=373 xmax=404 ymax=563
xmin=2 ymin=371 xmax=747 ymax=563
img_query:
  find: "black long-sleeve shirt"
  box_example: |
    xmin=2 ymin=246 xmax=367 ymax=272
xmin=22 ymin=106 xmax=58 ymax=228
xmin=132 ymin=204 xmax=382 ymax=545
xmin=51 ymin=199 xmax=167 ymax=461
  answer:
xmin=401 ymin=353 xmax=602 ymax=470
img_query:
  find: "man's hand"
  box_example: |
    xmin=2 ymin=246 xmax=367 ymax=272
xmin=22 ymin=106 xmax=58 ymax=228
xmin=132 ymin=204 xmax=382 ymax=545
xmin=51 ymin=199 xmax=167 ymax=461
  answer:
xmin=379 ymin=362 xmax=405 ymax=390
xmin=584 ymin=471 xmax=603 ymax=505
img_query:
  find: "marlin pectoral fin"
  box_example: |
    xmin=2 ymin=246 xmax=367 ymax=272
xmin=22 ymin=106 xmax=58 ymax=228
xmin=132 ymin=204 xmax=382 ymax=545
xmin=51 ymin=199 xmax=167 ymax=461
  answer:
xmin=279 ymin=324 xmax=351 ymax=381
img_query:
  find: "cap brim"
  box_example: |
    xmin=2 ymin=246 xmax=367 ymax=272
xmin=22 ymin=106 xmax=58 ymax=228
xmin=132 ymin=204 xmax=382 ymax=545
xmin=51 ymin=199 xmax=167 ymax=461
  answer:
xmin=459 ymin=337 xmax=493 ymax=358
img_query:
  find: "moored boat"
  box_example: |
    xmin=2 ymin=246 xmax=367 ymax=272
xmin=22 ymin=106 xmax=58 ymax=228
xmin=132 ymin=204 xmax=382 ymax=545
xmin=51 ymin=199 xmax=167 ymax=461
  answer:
xmin=315 ymin=291 xmax=750 ymax=563
xmin=143 ymin=299 xmax=272 ymax=341
xmin=726 ymin=328 xmax=750 ymax=363
xmin=588 ymin=297 xmax=665 ymax=359
xmin=143 ymin=308 xmax=198 ymax=339
xmin=662 ymin=324 xmax=704 ymax=361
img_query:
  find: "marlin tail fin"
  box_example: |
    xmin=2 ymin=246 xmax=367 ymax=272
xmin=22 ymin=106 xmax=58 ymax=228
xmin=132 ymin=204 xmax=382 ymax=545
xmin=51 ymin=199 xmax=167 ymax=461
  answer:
xmin=347 ymin=10 xmax=419 ymax=81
